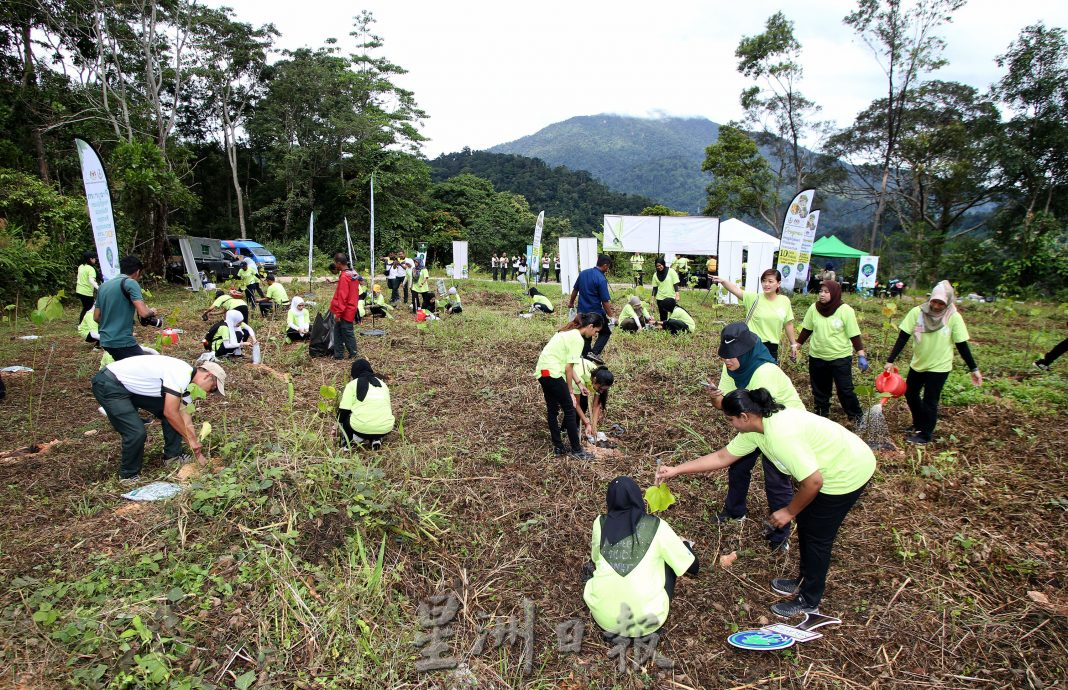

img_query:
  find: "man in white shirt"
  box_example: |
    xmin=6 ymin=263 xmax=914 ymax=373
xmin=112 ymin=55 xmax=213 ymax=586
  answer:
xmin=91 ymin=355 xmax=227 ymax=481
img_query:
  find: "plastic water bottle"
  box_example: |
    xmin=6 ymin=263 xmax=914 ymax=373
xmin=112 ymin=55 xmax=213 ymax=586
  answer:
xmin=252 ymin=342 xmax=262 ymax=364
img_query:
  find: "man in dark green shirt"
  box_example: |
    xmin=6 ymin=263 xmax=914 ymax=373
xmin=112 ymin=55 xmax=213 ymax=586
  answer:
xmin=94 ymin=255 xmax=159 ymax=361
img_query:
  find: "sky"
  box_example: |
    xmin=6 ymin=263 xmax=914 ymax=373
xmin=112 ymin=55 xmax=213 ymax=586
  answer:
xmin=216 ymin=0 xmax=1067 ymax=159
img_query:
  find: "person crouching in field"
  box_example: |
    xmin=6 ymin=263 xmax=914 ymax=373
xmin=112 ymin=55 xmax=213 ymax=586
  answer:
xmin=445 ymin=287 xmax=463 ymax=315
xmin=528 ymin=287 xmax=554 ymax=314
xmin=337 ymin=359 xmax=395 ymax=451
xmin=535 ymin=313 xmax=604 ymax=461
xmin=617 ymin=295 xmax=651 ymax=332
xmin=571 ymin=360 xmax=615 ymax=447
xmin=287 ymin=297 xmax=310 ymax=341
xmin=208 ymin=309 xmax=257 ymax=358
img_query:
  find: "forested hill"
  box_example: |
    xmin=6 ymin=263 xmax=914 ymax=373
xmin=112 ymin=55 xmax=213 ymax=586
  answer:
xmin=488 ymin=114 xmax=719 ymax=213
xmin=429 ymin=149 xmax=654 ymax=231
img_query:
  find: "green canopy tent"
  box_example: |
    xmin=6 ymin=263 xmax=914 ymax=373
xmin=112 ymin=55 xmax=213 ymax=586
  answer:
xmin=810 ymin=235 xmax=865 ymax=258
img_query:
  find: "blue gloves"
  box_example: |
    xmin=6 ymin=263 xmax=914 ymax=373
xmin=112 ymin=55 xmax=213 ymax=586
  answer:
xmin=858 ymin=355 xmax=869 ymax=372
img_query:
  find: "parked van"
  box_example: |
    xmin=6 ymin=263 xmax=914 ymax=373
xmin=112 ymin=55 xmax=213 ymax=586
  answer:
xmin=222 ymin=240 xmax=277 ymax=273
xmin=165 ymin=236 xmax=242 ymax=284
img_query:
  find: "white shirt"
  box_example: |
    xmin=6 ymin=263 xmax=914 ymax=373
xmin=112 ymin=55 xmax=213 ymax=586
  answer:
xmin=107 ymin=355 xmax=193 ymax=401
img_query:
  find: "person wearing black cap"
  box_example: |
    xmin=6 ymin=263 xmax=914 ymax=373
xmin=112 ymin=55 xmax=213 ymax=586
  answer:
xmin=582 ymin=476 xmax=699 ymax=637
xmin=704 ymin=322 xmax=804 ymax=551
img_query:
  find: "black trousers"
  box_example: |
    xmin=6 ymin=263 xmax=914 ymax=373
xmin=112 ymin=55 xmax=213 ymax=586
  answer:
xmin=78 ymin=294 xmax=95 ymax=322
xmin=633 ymin=271 xmax=643 ymax=287
xmin=904 ymin=369 xmax=949 ymax=440
xmin=286 ymin=328 xmax=310 ymax=341
xmin=796 ymin=483 xmax=867 ymax=606
xmin=1038 ymin=338 xmax=1068 ymax=366
xmin=103 ymin=343 xmax=147 ymax=361
xmin=618 ymin=318 xmax=641 ymax=332
xmin=337 ymin=410 xmax=389 ymax=445
xmin=764 ymin=341 xmax=780 ymax=361
xmin=810 ymin=356 xmax=862 ymax=419
xmin=581 ymin=323 xmax=612 ymax=357
xmin=532 ymin=303 xmax=553 ymax=314
xmin=539 ymin=375 xmax=580 ymax=450
xmin=244 ymin=283 xmax=264 ymax=303
xmin=333 ymin=318 xmax=357 ymax=359
xmin=388 ymin=277 xmax=400 ymax=301
xmin=662 ymin=320 xmax=689 ymax=335
xmin=655 ymin=298 xmax=672 ymax=322
xmin=723 ymin=449 xmax=794 ymax=544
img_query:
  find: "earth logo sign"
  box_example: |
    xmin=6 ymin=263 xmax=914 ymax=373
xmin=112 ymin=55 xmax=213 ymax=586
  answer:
xmin=862 ymin=262 xmax=875 ymax=277
xmin=727 ymin=630 xmax=796 ymax=651
xmin=781 ymin=264 xmax=792 ymax=278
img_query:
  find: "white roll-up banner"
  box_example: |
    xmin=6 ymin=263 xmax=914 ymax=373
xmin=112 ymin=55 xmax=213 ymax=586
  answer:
xmin=578 ymin=237 xmax=598 ymax=271
xmin=794 ymin=210 xmax=819 ymax=289
xmin=307 ymin=212 xmax=315 ymax=283
xmin=451 ymin=241 xmax=468 ymax=279
xmin=75 ymin=138 xmax=120 ymax=281
xmin=857 ymin=256 xmax=879 ymax=289
xmin=603 ymin=215 xmax=719 ymax=255
xmin=775 ymin=189 xmax=815 ymax=291
xmin=559 ymin=237 xmax=580 ymax=296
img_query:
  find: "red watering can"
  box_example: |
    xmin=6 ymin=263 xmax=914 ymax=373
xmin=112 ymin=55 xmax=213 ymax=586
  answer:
xmin=415 ymin=309 xmax=427 ymax=322
xmin=875 ymin=366 xmax=907 ymax=398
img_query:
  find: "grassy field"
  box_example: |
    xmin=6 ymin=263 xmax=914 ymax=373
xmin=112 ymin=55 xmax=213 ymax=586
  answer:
xmin=0 ymin=275 xmax=1065 ymax=689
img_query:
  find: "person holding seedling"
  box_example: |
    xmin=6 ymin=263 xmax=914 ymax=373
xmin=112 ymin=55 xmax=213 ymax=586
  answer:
xmin=582 ymin=476 xmax=699 ymax=637
xmin=656 ymin=388 xmax=874 ymax=618
xmin=203 ymin=288 xmax=249 ymax=323
xmin=706 ymin=322 xmax=804 ymax=551
xmin=535 ymin=313 xmax=604 ymax=460
xmin=207 ymin=309 xmax=257 ymax=358
xmin=337 ymin=359 xmax=395 ymax=450
xmin=884 ymin=280 xmax=982 ymax=445
xmin=714 ymin=269 xmax=799 ymax=362
xmin=796 ymin=280 xmax=867 ymax=424
xmin=570 ymin=360 xmax=615 ymax=447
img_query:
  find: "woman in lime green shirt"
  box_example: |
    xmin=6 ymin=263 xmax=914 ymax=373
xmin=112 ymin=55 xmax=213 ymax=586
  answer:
xmin=651 ymin=256 xmax=681 ymax=322
xmin=884 ymin=281 xmax=982 ymax=445
xmin=76 ymin=251 xmax=100 ymax=322
xmin=535 ymin=313 xmax=603 ymax=460
xmin=337 ymin=359 xmax=395 ymax=449
xmin=657 ymin=387 xmax=875 ymax=618
xmin=797 ymin=280 xmax=868 ymax=422
xmin=583 ymin=476 xmax=698 ymax=637
xmin=715 ymin=269 xmax=799 ymax=361
xmin=410 ymin=259 xmax=431 ymax=313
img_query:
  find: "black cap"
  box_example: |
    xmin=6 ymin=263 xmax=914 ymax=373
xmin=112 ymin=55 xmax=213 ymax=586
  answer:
xmin=718 ymin=322 xmax=759 ymax=358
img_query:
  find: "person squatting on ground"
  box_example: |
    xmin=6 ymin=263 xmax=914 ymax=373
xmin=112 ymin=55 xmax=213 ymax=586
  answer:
xmin=658 ymin=298 xmax=695 ymax=335
xmin=368 ymin=284 xmax=395 ymax=319
xmin=707 ymin=322 xmax=804 ymax=550
xmin=444 ymin=287 xmax=463 ymax=315
xmin=528 ymin=287 xmax=554 ymax=314
xmin=330 ymin=253 xmax=360 ymax=360
xmin=715 ymin=269 xmax=799 ymax=362
xmin=582 ymin=476 xmax=699 ymax=637
xmin=286 ymin=296 xmax=311 ymax=341
xmin=571 ymin=360 xmax=615 ymax=447
xmin=568 ymin=254 xmax=615 ymax=364
xmin=203 ymin=289 xmax=249 ymax=323
xmin=796 ymin=280 xmax=868 ymax=423
xmin=79 ymin=306 xmax=100 ymax=345
xmin=535 ymin=313 xmax=604 ymax=461
xmin=884 ymin=280 xmax=982 ymax=445
xmin=95 ymin=255 xmax=162 ymax=362
xmin=651 ymin=256 xmax=681 ymax=322
xmin=617 ymin=295 xmax=651 ymax=332
xmin=92 ymin=355 xmax=226 ymax=481
xmin=257 ymin=274 xmax=289 ymax=316
xmin=208 ymin=309 xmax=257 ymax=358
xmin=656 ymin=388 xmax=875 ymax=618
xmin=337 ymin=359 xmax=395 ymax=450
xmin=76 ymin=250 xmax=100 ymax=322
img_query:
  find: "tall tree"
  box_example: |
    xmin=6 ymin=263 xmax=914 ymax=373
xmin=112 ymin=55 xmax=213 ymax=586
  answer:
xmin=841 ymin=0 xmax=966 ymax=252
xmin=701 ymin=124 xmax=776 ymax=232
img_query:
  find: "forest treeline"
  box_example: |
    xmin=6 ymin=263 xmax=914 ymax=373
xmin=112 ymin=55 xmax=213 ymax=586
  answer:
xmin=0 ymin=2 xmax=1066 ymax=304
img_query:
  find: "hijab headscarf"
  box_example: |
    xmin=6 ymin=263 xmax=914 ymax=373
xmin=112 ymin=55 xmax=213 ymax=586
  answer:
xmin=223 ymin=309 xmax=252 ymax=348
xmin=726 ymin=338 xmax=776 ymax=389
xmin=655 ymin=256 xmax=668 ymax=282
xmin=350 ymin=358 xmax=383 ymax=402
xmin=528 ymin=287 xmax=540 ymax=298
xmin=815 ymin=280 xmax=843 ymax=317
xmin=601 ymin=476 xmax=647 ymax=547
xmin=288 ymin=296 xmax=308 ymax=329
xmin=413 ymin=258 xmax=423 ymax=281
xmin=915 ymin=280 xmax=957 ymax=340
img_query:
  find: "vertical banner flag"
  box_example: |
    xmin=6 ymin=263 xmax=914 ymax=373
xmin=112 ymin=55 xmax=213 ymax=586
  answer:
xmin=75 ymin=138 xmax=120 ymax=280
xmin=451 ymin=241 xmax=468 ymax=279
xmin=416 ymin=241 xmax=428 ymax=268
xmin=857 ymin=256 xmax=879 ymax=290
xmin=531 ymin=211 xmax=544 ymax=283
xmin=794 ymin=210 xmax=820 ymax=290
xmin=307 ymin=212 xmax=315 ymax=284
xmin=775 ymin=189 xmax=815 ymax=293
xmin=343 ymin=217 xmax=355 ymax=274
xmin=369 ymin=172 xmax=376 ymax=287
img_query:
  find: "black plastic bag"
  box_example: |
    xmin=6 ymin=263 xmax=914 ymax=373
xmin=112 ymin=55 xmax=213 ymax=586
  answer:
xmin=309 ymin=311 xmax=335 ymax=357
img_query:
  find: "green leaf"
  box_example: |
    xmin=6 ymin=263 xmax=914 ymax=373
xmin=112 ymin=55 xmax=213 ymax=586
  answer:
xmin=319 ymin=385 xmax=337 ymax=400
xmin=166 ymin=587 xmax=184 ymax=602
xmin=235 ymin=670 xmax=257 ymax=690
xmin=187 ymin=382 xmax=207 ymax=401
xmin=644 ymin=484 xmax=676 ymax=513
xmin=199 ymin=422 xmax=212 ymax=441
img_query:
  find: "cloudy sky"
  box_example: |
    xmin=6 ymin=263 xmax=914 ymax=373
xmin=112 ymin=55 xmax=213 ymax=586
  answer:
xmin=218 ymin=0 xmax=1066 ymax=158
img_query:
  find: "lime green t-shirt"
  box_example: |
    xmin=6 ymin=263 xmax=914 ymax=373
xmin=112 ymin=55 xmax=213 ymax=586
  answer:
xmin=237 ymin=265 xmax=257 ymax=288
xmin=265 ymin=282 xmax=289 ymax=304
xmin=570 ymin=358 xmax=597 ymax=395
xmin=718 ymin=361 xmax=804 ymax=411
xmin=897 ymin=307 xmax=969 ymax=373
xmin=617 ymin=303 xmax=649 ymax=324
xmin=287 ymin=308 xmax=308 ymax=332
xmin=801 ymin=303 xmax=861 ymax=360
xmin=76 ymin=264 xmax=97 ymax=297
xmin=535 ymin=330 xmax=584 ymax=379
xmin=652 ymin=269 xmax=680 ymax=301
xmin=212 ymin=294 xmax=247 ymax=312
xmin=532 ymin=294 xmax=554 ymax=311
xmin=742 ymin=292 xmax=794 ymax=345
xmin=726 ymin=407 xmax=876 ymax=495
xmin=583 ymin=515 xmax=695 ymax=636
xmin=412 ymin=271 xmax=429 ymax=293
xmin=667 ymin=306 xmax=696 ymax=333
xmin=630 ymin=255 xmax=644 ymax=271
xmin=211 ymin=324 xmax=231 ymax=350
xmin=78 ymin=309 xmax=98 ymax=339
xmin=339 ymin=378 xmax=395 ymax=435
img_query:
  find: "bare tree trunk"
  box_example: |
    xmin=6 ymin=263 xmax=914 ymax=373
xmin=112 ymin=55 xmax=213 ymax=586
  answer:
xmin=869 ymin=167 xmax=890 ymax=253
xmin=224 ymin=128 xmax=247 ymax=239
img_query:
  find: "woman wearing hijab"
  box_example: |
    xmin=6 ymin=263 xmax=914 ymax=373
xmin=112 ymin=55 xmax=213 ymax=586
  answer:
xmin=651 ymin=256 xmax=681 ymax=322
xmin=617 ymin=295 xmax=651 ymax=332
xmin=286 ymin=296 xmax=311 ymax=341
xmin=210 ymin=309 xmax=257 ymax=357
xmin=714 ymin=269 xmax=799 ymax=361
xmin=707 ymin=322 xmax=804 ymax=551
xmin=528 ymin=287 xmax=555 ymax=314
xmin=410 ymin=259 xmax=431 ymax=313
xmin=445 ymin=287 xmax=463 ymax=315
xmin=75 ymin=251 xmax=100 ymax=322
xmin=659 ymin=298 xmax=696 ymax=335
xmin=884 ymin=280 xmax=982 ymax=445
xmin=337 ymin=359 xmax=395 ymax=450
xmin=796 ymin=280 xmax=868 ymax=423
xmin=583 ymin=476 xmax=699 ymax=637
xmin=656 ymin=388 xmax=875 ymax=618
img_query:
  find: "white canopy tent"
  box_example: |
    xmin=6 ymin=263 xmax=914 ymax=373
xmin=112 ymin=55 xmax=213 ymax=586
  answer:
xmin=717 ymin=218 xmax=780 ymax=304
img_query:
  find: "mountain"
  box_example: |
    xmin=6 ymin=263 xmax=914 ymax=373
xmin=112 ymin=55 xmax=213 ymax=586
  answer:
xmin=488 ymin=114 xmax=718 ymax=214
xmin=429 ymin=149 xmax=655 ymax=231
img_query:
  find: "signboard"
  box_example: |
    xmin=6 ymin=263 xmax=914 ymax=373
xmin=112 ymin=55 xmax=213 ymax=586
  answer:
xmin=794 ymin=210 xmax=819 ymax=289
xmin=74 ymin=138 xmax=120 ymax=280
xmin=775 ymin=189 xmax=815 ymax=292
xmin=857 ymin=255 xmax=879 ymax=290
xmin=451 ymin=241 xmax=469 ymax=279
xmin=578 ymin=237 xmax=598 ymax=271
xmin=603 ymin=215 xmax=719 ymax=255
xmin=558 ymin=237 xmax=580 ymax=295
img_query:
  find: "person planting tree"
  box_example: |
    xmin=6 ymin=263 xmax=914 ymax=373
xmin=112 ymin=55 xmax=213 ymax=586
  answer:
xmin=534 ymin=313 xmax=603 ymax=460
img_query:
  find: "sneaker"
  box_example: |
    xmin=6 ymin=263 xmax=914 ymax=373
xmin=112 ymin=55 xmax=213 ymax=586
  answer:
xmin=714 ymin=511 xmax=746 ymax=525
xmin=1034 ymin=360 xmax=1050 ymax=371
xmin=609 ymin=423 xmax=626 ymax=437
xmin=771 ymin=578 xmax=801 ymax=596
xmin=553 ymin=446 xmax=568 ymax=457
xmin=769 ymin=540 xmax=791 ymax=555
xmin=118 ymin=475 xmax=140 ymax=485
xmin=164 ymin=454 xmax=193 ymax=466
xmin=570 ymin=449 xmax=595 ymax=461
xmin=584 ymin=352 xmax=605 ymax=366
xmin=595 ymin=439 xmax=618 ymax=449
xmin=905 ymin=432 xmax=930 ymax=446
xmin=370 ymin=440 xmax=382 ymax=451
xmin=770 ymin=595 xmax=819 ymax=618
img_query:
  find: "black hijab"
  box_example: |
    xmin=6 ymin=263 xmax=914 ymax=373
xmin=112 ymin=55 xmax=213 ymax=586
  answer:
xmin=655 ymin=256 xmax=668 ymax=282
xmin=815 ymin=280 xmax=843 ymax=317
xmin=350 ymin=359 xmax=382 ymax=402
xmin=601 ymin=476 xmax=646 ymax=547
